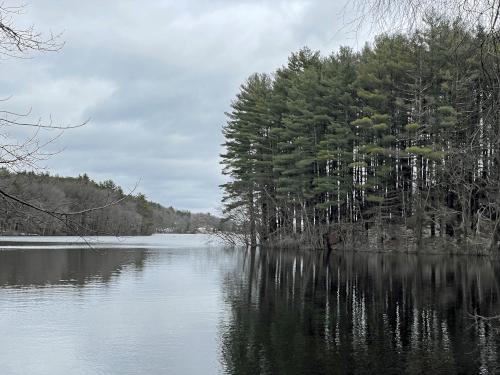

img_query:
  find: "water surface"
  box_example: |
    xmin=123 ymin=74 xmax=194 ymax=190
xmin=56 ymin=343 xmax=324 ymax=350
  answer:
xmin=0 ymin=235 xmax=499 ymax=374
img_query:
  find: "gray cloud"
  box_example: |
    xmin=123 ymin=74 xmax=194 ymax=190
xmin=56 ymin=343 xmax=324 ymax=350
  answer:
xmin=0 ymin=0 xmax=367 ymax=213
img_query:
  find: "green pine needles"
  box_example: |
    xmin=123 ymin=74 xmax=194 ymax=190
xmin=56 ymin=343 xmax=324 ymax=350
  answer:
xmin=221 ymin=21 xmax=500 ymax=252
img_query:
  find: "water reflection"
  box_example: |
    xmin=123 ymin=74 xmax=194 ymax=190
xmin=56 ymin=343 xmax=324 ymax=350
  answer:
xmin=0 ymin=241 xmax=225 ymax=375
xmin=221 ymin=250 xmax=500 ymax=374
xmin=2 ymin=240 xmax=500 ymax=374
xmin=0 ymin=248 xmax=147 ymax=286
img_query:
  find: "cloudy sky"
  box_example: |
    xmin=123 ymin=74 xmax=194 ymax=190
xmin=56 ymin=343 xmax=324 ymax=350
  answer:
xmin=0 ymin=0 xmax=370 ymax=214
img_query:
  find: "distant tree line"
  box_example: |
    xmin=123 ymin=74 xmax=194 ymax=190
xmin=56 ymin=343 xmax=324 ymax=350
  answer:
xmin=0 ymin=170 xmax=222 ymax=236
xmin=221 ymin=19 xmax=500 ymax=252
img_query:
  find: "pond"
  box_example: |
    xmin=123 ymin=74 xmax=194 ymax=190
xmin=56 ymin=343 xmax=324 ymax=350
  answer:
xmin=0 ymin=234 xmax=499 ymax=374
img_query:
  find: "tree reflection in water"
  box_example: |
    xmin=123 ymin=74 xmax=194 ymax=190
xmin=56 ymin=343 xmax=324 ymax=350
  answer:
xmin=220 ymin=249 xmax=500 ymax=374
xmin=0 ymin=248 xmax=147 ymax=287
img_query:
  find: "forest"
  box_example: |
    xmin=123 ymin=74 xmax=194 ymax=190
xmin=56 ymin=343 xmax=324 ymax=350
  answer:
xmin=221 ymin=20 xmax=500 ymax=253
xmin=0 ymin=170 xmax=222 ymax=236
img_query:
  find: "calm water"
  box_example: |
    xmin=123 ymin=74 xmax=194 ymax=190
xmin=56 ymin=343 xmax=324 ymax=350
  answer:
xmin=0 ymin=235 xmax=499 ymax=374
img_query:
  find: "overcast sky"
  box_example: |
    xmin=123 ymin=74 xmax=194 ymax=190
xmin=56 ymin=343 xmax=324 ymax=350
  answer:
xmin=0 ymin=0 xmax=370 ymax=214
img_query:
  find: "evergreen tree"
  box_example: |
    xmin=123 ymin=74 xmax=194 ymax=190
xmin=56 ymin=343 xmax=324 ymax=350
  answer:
xmin=221 ymin=21 xmax=500 ymax=253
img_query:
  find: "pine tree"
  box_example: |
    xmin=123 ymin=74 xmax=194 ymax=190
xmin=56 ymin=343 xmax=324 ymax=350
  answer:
xmin=221 ymin=21 xmax=500 ymax=252
xmin=221 ymin=73 xmax=273 ymax=246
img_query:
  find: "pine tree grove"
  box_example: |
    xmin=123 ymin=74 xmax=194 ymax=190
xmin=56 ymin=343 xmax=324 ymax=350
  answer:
xmin=221 ymin=21 xmax=500 ymax=253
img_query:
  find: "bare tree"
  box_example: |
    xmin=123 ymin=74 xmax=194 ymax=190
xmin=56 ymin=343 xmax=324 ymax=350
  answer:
xmin=350 ymin=0 xmax=500 ymax=32
xmin=0 ymin=3 xmax=126 ymax=236
xmin=0 ymin=3 xmax=68 ymax=171
xmin=0 ymin=3 xmax=62 ymax=58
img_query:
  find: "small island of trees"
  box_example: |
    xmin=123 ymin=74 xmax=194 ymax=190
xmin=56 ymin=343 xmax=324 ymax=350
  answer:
xmin=221 ymin=20 xmax=500 ymax=254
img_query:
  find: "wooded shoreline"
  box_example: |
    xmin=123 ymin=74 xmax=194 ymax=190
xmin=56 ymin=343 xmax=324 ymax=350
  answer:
xmin=0 ymin=170 xmax=223 ymax=236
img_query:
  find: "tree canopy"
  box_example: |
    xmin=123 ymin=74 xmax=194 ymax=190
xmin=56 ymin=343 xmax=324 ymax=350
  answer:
xmin=221 ymin=20 xmax=500 ymax=253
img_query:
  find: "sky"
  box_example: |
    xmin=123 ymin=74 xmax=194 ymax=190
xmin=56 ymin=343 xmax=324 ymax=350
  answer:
xmin=0 ymin=0 xmax=370 ymax=214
